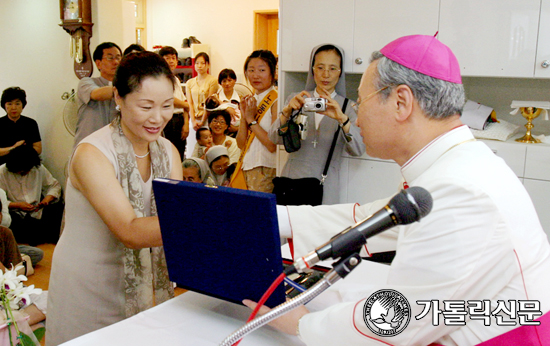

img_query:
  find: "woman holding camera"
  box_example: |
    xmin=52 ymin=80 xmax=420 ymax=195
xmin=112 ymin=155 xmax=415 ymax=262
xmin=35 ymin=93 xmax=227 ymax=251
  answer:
xmin=270 ymin=44 xmax=364 ymax=205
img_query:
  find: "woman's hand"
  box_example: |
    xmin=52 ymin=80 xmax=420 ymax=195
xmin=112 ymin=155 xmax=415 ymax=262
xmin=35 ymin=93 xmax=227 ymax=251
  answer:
xmin=242 ymin=299 xmax=309 ymax=336
xmin=226 ymin=107 xmax=238 ymax=122
xmin=317 ymin=88 xmax=351 ymax=133
xmin=241 ymin=95 xmax=258 ymax=124
xmin=281 ymin=91 xmax=311 ymax=123
xmin=317 ymin=89 xmax=346 ymax=123
xmin=193 ymin=119 xmax=203 ymax=131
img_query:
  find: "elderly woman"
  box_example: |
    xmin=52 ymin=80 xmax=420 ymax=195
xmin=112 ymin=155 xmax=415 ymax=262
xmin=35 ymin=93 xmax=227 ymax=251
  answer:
xmin=0 ymin=87 xmax=42 ymax=166
xmin=269 ymin=44 xmax=365 ymax=205
xmin=182 ymin=157 xmax=215 ymax=185
xmin=47 ymin=52 xmax=182 ymax=345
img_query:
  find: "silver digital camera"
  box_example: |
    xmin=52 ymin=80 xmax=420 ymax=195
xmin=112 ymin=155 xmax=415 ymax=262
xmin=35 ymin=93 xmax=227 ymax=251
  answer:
xmin=303 ymin=97 xmax=326 ymax=112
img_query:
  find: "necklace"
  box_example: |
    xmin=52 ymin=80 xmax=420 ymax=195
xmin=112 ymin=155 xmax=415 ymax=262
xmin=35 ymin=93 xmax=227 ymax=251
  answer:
xmin=135 ymin=151 xmax=150 ymax=159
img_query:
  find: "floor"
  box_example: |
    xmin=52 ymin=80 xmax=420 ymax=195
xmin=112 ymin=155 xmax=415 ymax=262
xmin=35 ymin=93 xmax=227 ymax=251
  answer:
xmin=25 ymin=244 xmax=186 ymax=345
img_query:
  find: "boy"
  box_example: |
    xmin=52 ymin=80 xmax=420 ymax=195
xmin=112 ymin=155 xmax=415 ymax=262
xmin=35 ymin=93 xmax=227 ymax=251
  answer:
xmin=191 ymin=128 xmax=213 ymax=160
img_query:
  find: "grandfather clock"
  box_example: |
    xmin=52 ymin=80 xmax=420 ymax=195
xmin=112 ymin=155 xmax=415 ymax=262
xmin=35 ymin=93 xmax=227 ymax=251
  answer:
xmin=59 ymin=0 xmax=94 ymax=79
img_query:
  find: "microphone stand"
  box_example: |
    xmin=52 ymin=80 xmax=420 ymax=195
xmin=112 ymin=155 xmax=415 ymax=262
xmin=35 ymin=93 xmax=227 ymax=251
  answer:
xmin=219 ymin=252 xmax=363 ymax=346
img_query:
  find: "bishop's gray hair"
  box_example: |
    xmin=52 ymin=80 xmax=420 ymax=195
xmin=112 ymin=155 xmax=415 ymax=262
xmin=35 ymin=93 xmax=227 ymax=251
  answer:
xmin=369 ymin=51 xmax=465 ymax=119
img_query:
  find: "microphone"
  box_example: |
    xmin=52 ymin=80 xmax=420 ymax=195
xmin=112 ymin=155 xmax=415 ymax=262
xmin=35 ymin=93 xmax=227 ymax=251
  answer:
xmin=286 ymin=187 xmax=433 ymax=274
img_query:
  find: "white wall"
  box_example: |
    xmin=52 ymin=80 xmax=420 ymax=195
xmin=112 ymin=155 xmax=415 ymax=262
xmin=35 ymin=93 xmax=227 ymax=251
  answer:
xmin=0 ymin=0 xmax=127 ymax=187
xmin=147 ymin=0 xmax=279 ymax=82
xmin=0 ymin=0 xmax=79 ymax=186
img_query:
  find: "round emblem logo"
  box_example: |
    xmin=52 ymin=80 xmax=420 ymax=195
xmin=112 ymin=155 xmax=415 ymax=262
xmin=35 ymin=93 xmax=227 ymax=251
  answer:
xmin=363 ymin=289 xmax=411 ymax=337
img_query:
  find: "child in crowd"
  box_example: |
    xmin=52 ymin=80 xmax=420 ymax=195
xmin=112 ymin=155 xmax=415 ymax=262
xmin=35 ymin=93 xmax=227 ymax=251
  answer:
xmin=217 ymin=69 xmax=241 ymax=136
xmin=205 ymin=145 xmax=234 ymax=186
xmin=182 ymin=158 xmax=215 ymax=185
xmin=191 ymin=128 xmax=213 ymax=160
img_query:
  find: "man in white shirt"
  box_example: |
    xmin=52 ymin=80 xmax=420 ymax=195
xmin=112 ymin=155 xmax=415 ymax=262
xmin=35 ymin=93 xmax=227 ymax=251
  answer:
xmin=0 ymin=146 xmax=62 ymax=246
xmin=246 ymin=35 xmax=550 ymax=345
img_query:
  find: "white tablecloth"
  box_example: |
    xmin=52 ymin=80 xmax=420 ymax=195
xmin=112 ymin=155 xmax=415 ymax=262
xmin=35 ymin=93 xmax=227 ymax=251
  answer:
xmin=61 ymin=292 xmax=304 ymax=346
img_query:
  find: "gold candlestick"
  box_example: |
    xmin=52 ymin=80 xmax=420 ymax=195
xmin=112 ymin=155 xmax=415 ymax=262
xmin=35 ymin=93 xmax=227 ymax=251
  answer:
xmin=516 ymin=107 xmax=542 ymax=143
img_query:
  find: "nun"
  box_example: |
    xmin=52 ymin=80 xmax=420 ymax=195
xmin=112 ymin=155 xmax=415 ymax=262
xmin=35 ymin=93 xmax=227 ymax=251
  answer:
xmin=205 ymin=145 xmax=233 ymax=186
xmin=182 ymin=157 xmax=215 ymax=185
xmin=269 ymin=44 xmax=365 ymax=205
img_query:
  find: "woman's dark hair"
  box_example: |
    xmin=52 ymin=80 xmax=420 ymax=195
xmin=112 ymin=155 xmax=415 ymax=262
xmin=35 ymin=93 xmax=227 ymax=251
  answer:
xmin=113 ymin=51 xmax=175 ymax=99
xmin=218 ymin=68 xmax=237 ymax=84
xmin=312 ymin=44 xmax=343 ymax=77
xmin=1 ymin=87 xmax=27 ymax=110
xmin=6 ymin=145 xmax=40 ymax=173
xmin=159 ymin=46 xmax=178 ymax=58
xmin=93 ymin=42 xmax=122 ymax=62
xmin=196 ymin=127 xmax=211 ymax=141
xmin=194 ymin=52 xmax=210 ymax=64
xmin=208 ymin=110 xmax=231 ymax=134
xmin=244 ymin=50 xmax=277 ymax=83
xmin=123 ymin=44 xmax=146 ymax=56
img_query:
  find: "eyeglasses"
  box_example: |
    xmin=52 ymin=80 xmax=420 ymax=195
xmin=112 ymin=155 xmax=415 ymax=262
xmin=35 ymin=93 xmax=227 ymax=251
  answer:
xmin=313 ymin=65 xmax=341 ymax=75
xmin=103 ymin=55 xmax=122 ymax=62
xmin=213 ymin=162 xmax=229 ymax=171
xmin=352 ymin=86 xmax=389 ymax=113
xmin=211 ymin=119 xmax=227 ymax=125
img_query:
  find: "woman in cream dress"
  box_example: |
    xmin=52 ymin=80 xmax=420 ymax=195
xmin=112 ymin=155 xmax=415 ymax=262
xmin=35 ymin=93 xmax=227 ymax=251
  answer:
xmin=47 ymin=52 xmax=182 ymax=345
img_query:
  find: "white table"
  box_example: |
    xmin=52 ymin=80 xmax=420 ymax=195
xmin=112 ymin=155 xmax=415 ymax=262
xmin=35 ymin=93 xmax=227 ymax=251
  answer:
xmin=61 ymin=292 xmax=304 ymax=346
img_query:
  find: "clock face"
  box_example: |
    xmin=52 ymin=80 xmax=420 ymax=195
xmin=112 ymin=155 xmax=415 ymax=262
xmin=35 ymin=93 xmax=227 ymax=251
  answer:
xmin=63 ymin=0 xmax=80 ymax=20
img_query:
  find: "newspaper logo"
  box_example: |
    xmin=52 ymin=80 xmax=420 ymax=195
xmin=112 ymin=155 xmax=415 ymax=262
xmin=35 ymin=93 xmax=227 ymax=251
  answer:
xmin=363 ymin=289 xmax=411 ymax=337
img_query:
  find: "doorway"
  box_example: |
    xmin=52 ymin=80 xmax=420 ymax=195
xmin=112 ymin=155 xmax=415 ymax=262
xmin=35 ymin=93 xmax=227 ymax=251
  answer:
xmin=254 ymin=10 xmax=279 ymax=56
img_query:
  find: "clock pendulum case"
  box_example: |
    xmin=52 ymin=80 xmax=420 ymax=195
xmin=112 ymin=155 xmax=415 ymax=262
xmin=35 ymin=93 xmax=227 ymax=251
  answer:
xmin=59 ymin=0 xmax=94 ymax=79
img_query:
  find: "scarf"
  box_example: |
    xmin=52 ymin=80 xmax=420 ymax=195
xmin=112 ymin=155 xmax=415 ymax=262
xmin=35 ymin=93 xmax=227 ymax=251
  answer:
xmin=110 ymin=118 xmax=174 ymax=317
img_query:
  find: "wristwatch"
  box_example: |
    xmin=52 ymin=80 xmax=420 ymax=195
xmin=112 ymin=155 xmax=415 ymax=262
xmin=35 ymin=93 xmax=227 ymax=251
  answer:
xmin=250 ymin=120 xmax=258 ymax=127
xmin=339 ymin=116 xmax=350 ymax=127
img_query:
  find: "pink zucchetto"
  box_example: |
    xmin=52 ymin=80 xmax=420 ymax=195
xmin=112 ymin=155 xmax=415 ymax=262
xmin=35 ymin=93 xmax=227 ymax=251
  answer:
xmin=380 ymin=34 xmax=462 ymax=84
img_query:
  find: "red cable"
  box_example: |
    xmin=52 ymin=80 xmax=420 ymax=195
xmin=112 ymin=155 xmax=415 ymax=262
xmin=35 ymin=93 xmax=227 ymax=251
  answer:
xmin=232 ymin=272 xmax=286 ymax=345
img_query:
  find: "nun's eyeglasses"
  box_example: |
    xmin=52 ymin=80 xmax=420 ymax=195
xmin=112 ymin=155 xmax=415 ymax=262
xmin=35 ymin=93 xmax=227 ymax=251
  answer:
xmin=313 ymin=65 xmax=341 ymax=75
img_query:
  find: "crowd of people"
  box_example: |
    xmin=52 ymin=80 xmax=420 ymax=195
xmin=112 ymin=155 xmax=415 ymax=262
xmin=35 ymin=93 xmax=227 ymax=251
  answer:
xmin=2 ymin=34 xmax=549 ymax=346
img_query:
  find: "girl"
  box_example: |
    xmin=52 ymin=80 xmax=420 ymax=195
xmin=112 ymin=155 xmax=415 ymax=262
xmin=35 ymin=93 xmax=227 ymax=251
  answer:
xmin=234 ymin=50 xmax=278 ymax=193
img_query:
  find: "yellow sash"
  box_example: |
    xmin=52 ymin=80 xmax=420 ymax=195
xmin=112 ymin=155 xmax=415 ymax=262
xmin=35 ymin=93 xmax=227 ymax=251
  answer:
xmin=230 ymin=89 xmax=278 ymax=189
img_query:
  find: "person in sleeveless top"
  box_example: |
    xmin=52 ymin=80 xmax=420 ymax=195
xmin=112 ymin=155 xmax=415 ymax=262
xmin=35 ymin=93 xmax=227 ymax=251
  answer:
xmin=47 ymin=52 xmax=182 ymax=345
